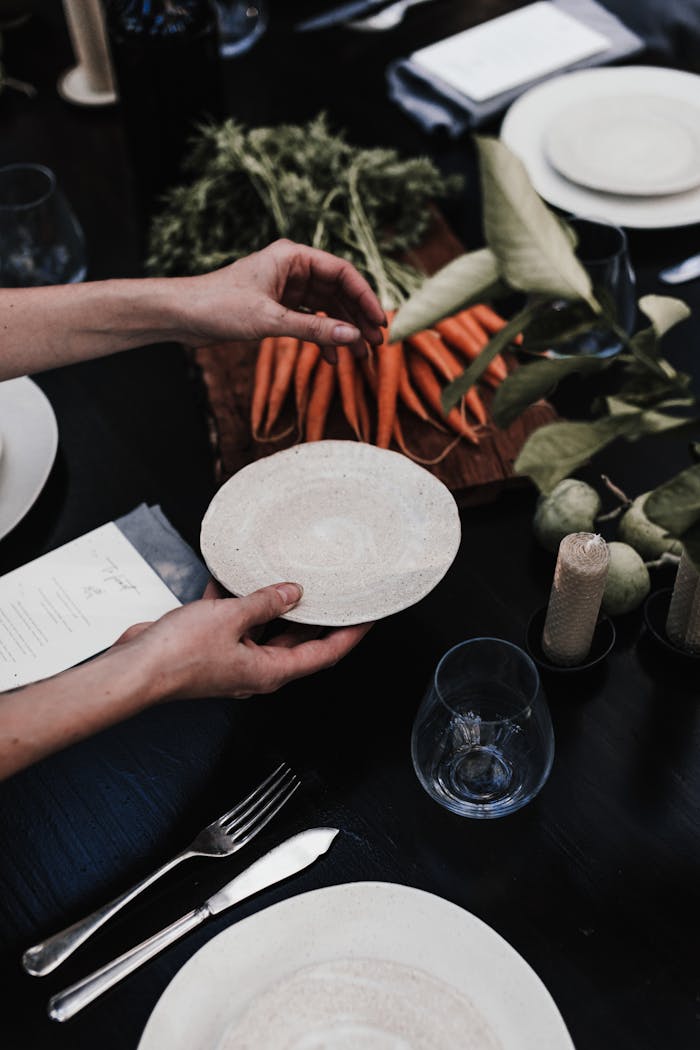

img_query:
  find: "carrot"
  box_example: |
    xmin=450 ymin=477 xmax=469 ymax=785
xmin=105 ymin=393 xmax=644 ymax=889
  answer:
xmin=336 ymin=346 xmax=362 ymax=440
xmin=436 ymin=342 xmax=488 ymax=426
xmin=376 ymin=335 xmax=402 ymax=450
xmin=251 ymin=336 xmax=277 ymax=439
xmin=354 ymin=368 xmax=371 ymax=442
xmin=397 ymin=348 xmax=439 ymax=426
xmin=470 ymin=303 xmax=523 ymax=345
xmin=264 ymin=336 xmax=300 ymax=436
xmin=305 ymin=358 xmax=336 ymax=442
xmin=393 ymin=412 xmax=461 ymax=465
xmin=407 ymin=329 xmax=456 ymax=382
xmin=407 ymin=352 xmax=479 ymax=445
xmin=440 ymin=314 xmax=507 ymax=385
xmin=294 ymin=340 xmax=321 ymax=427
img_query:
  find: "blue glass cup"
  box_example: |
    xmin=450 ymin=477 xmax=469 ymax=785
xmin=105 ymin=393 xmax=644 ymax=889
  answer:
xmin=411 ymin=638 xmax=555 ymax=819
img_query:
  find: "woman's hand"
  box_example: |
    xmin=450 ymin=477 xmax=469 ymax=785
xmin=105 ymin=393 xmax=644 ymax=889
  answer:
xmin=176 ymin=239 xmax=386 ymax=361
xmin=118 ymin=580 xmax=372 ymax=701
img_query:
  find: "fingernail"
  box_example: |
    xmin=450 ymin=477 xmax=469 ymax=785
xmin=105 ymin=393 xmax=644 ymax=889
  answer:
xmin=275 ymin=583 xmax=303 ymax=607
xmin=332 ymin=324 xmax=359 ymax=343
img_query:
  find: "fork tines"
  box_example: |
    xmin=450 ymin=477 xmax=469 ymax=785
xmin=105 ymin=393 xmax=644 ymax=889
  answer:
xmin=218 ymin=763 xmax=300 ymax=847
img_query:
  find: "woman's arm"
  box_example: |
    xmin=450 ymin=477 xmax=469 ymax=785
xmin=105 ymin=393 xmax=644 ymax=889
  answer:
xmin=0 ymin=240 xmax=385 ymax=381
xmin=0 ymin=581 xmax=371 ymax=781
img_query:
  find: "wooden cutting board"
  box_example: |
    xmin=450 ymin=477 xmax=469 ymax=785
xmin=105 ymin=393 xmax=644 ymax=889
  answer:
xmin=192 ymin=214 xmax=556 ymax=507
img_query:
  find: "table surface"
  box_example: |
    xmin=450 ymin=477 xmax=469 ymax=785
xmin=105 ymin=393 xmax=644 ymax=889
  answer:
xmin=1 ymin=3 xmax=699 ymax=1049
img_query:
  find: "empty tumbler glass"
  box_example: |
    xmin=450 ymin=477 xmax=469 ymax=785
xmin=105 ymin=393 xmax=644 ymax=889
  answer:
xmin=411 ymin=638 xmax=555 ymax=819
xmin=0 ymin=163 xmax=86 ymax=287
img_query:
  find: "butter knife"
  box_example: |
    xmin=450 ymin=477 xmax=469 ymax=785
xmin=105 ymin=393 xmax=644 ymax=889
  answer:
xmin=295 ymin=1 xmax=387 ymax=32
xmin=659 ymin=251 xmax=700 ymax=285
xmin=48 ymin=827 xmax=338 ymax=1022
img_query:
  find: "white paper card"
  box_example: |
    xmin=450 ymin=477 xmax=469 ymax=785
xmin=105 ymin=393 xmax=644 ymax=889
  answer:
xmin=411 ymin=2 xmax=611 ymax=103
xmin=0 ymin=522 xmax=181 ymax=691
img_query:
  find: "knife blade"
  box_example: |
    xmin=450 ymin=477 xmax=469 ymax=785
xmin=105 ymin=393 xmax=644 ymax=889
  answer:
xmin=659 ymin=251 xmax=700 ymax=285
xmin=48 ymin=827 xmax=339 ymax=1023
xmin=295 ymin=1 xmax=387 ymax=32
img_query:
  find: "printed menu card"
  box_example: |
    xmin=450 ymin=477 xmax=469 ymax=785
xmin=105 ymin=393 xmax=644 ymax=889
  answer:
xmin=0 ymin=522 xmax=181 ymax=691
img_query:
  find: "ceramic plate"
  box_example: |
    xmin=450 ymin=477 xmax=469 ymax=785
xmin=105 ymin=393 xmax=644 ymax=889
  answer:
xmin=543 ymin=93 xmax=700 ymax=196
xmin=501 ymin=66 xmax=700 ymax=228
xmin=137 ymin=882 xmax=575 ymax=1050
xmin=0 ymin=377 xmax=58 ymax=542
xmin=200 ymin=441 xmax=461 ymax=626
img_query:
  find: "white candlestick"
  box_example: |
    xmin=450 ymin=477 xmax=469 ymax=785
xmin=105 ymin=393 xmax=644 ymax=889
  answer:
xmin=59 ymin=0 xmax=116 ymax=106
xmin=542 ymin=532 xmax=609 ymax=667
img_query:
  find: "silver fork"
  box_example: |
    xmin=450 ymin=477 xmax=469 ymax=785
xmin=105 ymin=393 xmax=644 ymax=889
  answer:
xmin=22 ymin=763 xmax=300 ymax=977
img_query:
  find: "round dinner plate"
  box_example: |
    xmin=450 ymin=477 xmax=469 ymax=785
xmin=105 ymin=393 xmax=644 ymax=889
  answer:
xmin=501 ymin=66 xmax=700 ymax=229
xmin=0 ymin=377 xmax=58 ymax=542
xmin=137 ymin=881 xmax=575 ymax=1050
xmin=200 ymin=441 xmax=461 ymax=626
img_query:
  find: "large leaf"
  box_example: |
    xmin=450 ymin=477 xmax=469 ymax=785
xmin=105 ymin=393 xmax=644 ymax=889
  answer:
xmin=519 ymin=299 xmax=599 ymax=352
xmin=475 ymin=136 xmax=597 ymax=308
xmin=440 ymin=304 xmax=537 ymax=413
xmin=638 ymin=294 xmax=691 ymax=339
xmin=645 ymin=465 xmax=700 ymax=569
xmin=514 ymin=415 xmax=641 ymax=493
xmin=389 ymin=248 xmax=502 ymax=341
xmin=492 ymin=354 xmax=609 ymax=429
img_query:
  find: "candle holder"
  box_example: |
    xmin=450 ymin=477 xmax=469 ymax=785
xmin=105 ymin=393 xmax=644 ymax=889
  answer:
xmin=526 ymin=605 xmax=616 ymax=675
xmin=643 ymin=588 xmax=700 ymax=663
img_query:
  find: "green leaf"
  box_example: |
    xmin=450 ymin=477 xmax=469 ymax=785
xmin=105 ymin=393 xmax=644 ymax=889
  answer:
xmin=389 ymin=248 xmax=503 ymax=341
xmin=440 ymin=304 xmax=537 ymax=414
xmin=645 ymin=465 xmax=700 ymax=568
xmin=513 ymin=414 xmax=642 ymax=493
xmin=519 ymin=300 xmax=600 ymax=352
xmin=638 ymin=294 xmax=691 ymax=339
xmin=475 ymin=136 xmax=597 ymax=308
xmin=492 ymin=354 xmax=608 ymax=429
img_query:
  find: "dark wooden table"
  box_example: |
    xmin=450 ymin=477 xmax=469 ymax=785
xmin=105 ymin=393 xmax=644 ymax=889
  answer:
xmin=1 ymin=3 xmax=699 ymax=1048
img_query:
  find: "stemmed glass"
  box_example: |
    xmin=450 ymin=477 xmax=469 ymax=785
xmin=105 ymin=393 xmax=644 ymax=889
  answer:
xmin=0 ymin=163 xmax=86 ymax=287
xmin=411 ymin=638 xmax=555 ymax=819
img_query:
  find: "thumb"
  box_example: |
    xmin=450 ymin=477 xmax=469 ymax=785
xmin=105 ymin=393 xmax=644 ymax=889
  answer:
xmin=234 ymin=582 xmax=303 ymax=633
xmin=272 ymin=308 xmax=360 ymax=348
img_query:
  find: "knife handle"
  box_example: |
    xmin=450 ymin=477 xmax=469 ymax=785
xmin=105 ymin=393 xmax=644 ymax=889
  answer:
xmin=48 ymin=903 xmax=210 ymax=1022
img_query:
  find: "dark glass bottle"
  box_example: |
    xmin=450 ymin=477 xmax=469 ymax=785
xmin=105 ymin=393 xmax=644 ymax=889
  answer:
xmin=105 ymin=1 xmax=224 ymax=222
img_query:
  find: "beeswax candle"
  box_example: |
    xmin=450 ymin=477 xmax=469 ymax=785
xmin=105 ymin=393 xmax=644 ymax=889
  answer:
xmin=542 ymin=532 xmax=610 ymax=667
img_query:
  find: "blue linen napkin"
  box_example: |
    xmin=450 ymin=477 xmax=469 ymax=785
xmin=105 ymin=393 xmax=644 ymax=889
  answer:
xmin=386 ymin=0 xmax=644 ymax=136
xmin=116 ymin=503 xmax=209 ymax=605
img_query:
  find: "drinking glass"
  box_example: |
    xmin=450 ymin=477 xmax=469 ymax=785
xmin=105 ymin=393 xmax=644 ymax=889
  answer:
xmin=0 ymin=163 xmax=86 ymax=287
xmin=546 ymin=216 xmax=636 ymax=358
xmin=215 ymin=1 xmax=268 ymax=58
xmin=411 ymin=638 xmax=554 ymax=818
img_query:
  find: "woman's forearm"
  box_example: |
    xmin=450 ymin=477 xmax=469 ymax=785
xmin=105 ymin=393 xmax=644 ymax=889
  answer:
xmin=0 ymin=638 xmax=165 ymax=780
xmin=0 ymin=279 xmax=191 ymax=380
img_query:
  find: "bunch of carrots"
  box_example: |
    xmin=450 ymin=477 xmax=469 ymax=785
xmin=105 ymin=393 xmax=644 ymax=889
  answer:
xmin=250 ymin=304 xmax=516 ymax=462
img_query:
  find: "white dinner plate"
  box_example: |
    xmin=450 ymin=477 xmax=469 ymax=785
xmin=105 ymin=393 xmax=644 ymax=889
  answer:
xmin=544 ymin=93 xmax=700 ymax=197
xmin=0 ymin=377 xmax=58 ymax=542
xmin=200 ymin=440 xmax=461 ymax=626
xmin=501 ymin=66 xmax=700 ymax=228
xmin=137 ymin=882 xmax=575 ymax=1050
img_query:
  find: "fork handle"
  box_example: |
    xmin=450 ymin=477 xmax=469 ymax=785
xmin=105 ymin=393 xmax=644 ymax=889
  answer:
xmin=22 ymin=849 xmax=193 ymax=977
xmin=48 ymin=904 xmax=210 ymax=1022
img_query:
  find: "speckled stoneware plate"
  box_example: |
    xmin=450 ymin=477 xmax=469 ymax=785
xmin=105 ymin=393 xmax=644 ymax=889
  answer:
xmin=200 ymin=440 xmax=461 ymax=626
xmin=137 ymin=882 xmax=575 ymax=1050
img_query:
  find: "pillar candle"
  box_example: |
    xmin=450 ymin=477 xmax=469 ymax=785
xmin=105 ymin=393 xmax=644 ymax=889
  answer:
xmin=62 ymin=0 xmax=115 ymax=95
xmin=542 ymin=532 xmax=610 ymax=667
xmin=666 ymin=549 xmax=700 ymax=652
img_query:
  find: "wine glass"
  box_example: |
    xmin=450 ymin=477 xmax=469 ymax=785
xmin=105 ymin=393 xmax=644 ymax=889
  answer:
xmin=546 ymin=216 xmax=636 ymax=358
xmin=0 ymin=163 xmax=87 ymax=287
xmin=411 ymin=638 xmax=555 ymax=819
xmin=215 ymin=1 xmax=268 ymax=58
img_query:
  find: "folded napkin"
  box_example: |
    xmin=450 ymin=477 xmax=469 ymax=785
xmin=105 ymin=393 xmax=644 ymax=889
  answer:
xmin=387 ymin=0 xmax=644 ymax=136
xmin=116 ymin=503 xmax=209 ymax=605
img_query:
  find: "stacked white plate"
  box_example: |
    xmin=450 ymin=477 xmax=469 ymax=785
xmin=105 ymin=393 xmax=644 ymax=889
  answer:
xmin=501 ymin=66 xmax=700 ymax=229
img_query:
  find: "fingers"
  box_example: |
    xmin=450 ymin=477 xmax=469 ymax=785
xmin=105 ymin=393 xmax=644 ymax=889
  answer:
xmin=234 ymin=582 xmax=303 ymax=634
xmin=264 ymin=623 xmax=323 ymax=648
xmin=257 ymin=621 xmax=373 ymax=684
xmin=202 ymin=578 xmax=227 ymax=599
